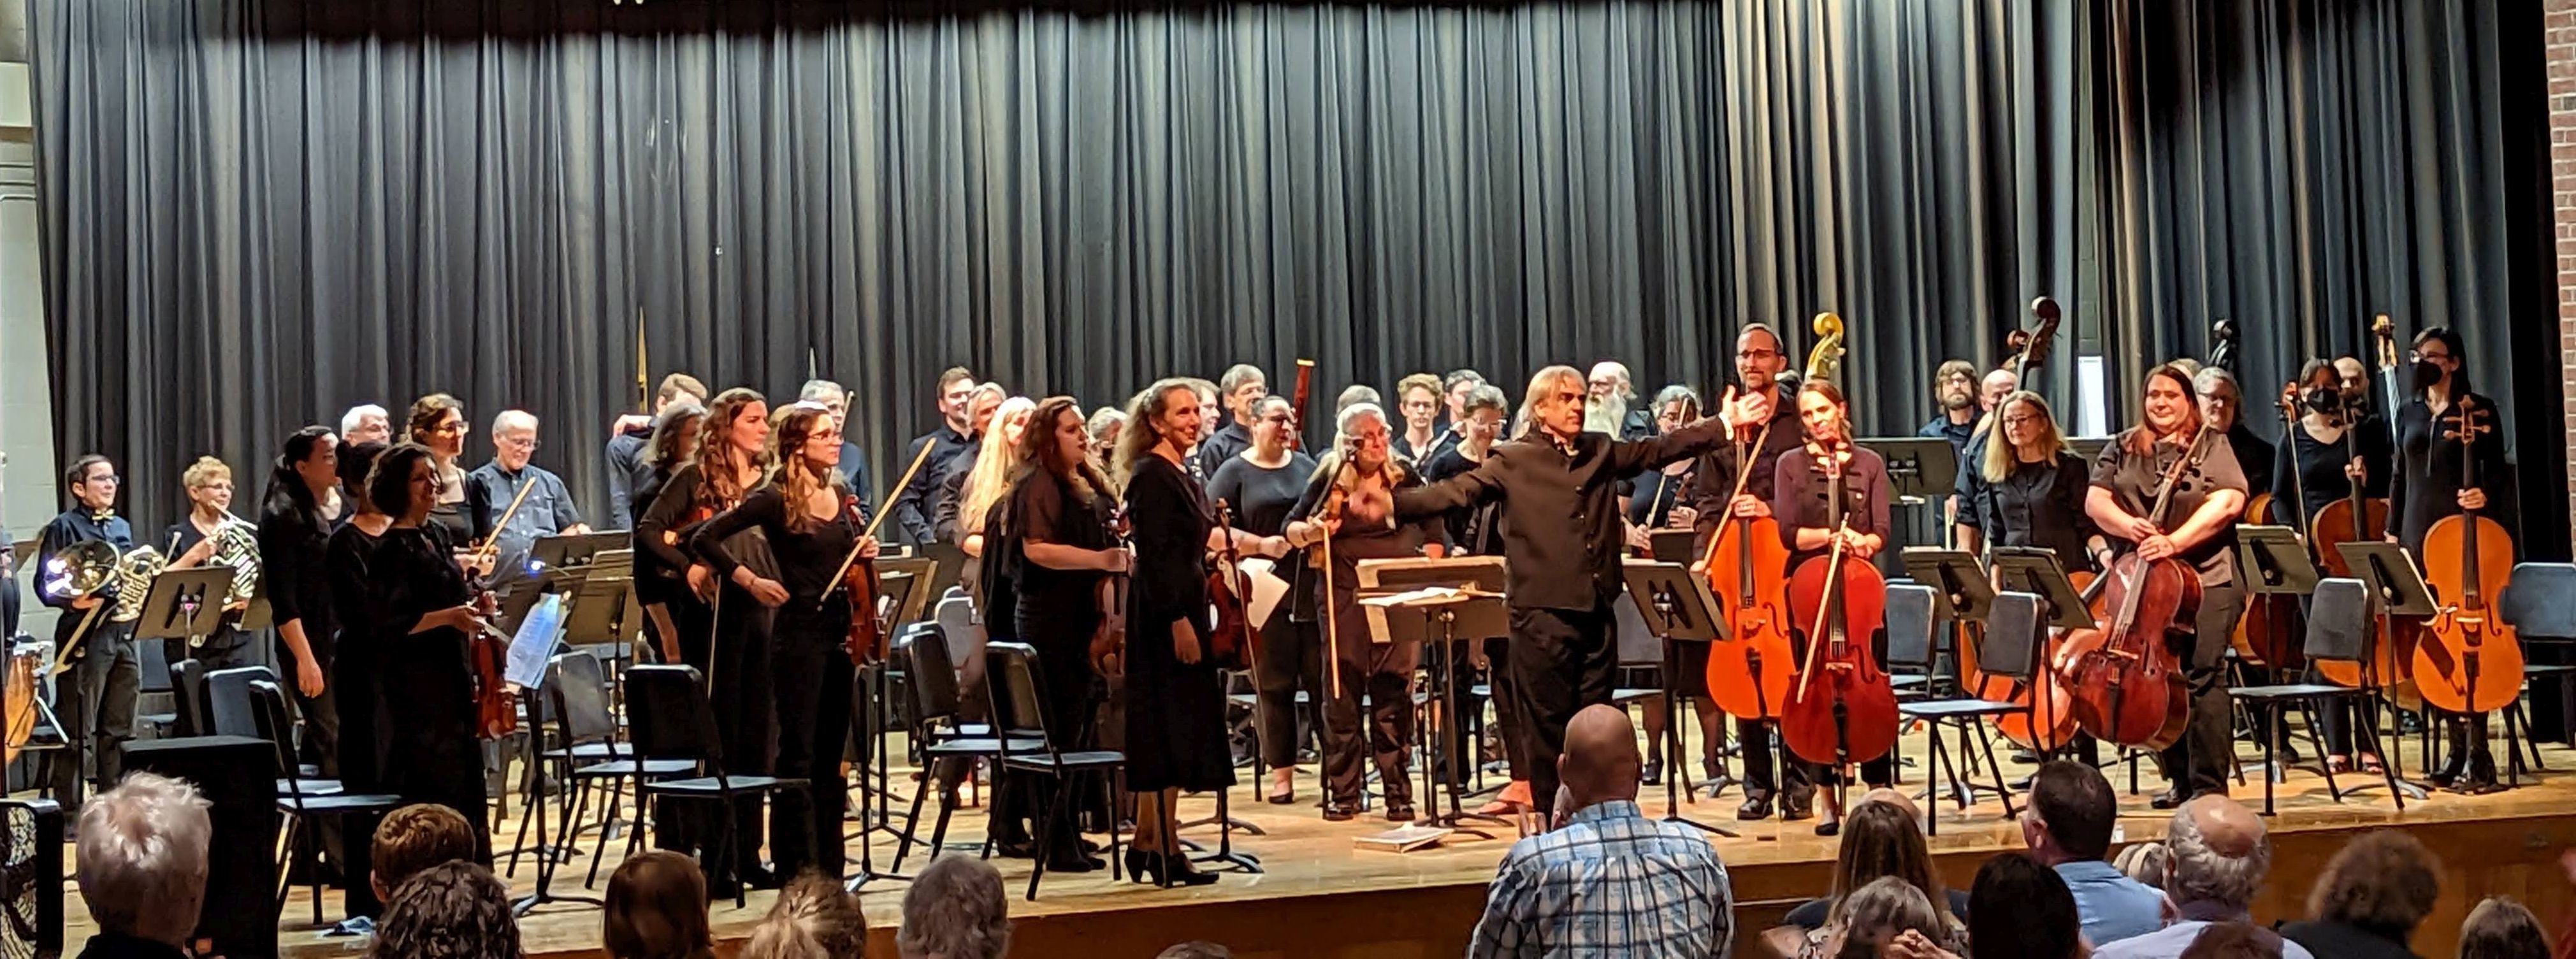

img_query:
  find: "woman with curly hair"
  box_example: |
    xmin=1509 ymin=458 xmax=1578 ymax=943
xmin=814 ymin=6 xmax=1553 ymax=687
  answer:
xmin=366 ymin=861 xmax=521 ymax=959
xmin=2281 ymin=830 xmax=2441 ymax=959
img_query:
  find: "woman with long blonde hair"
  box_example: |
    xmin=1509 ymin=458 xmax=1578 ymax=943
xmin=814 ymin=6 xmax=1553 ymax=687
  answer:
xmin=691 ymin=403 xmax=880 ymax=883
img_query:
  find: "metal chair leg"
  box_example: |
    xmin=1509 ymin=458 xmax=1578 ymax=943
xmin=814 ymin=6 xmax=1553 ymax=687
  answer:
xmin=892 ymin=775 xmax=934 ymax=870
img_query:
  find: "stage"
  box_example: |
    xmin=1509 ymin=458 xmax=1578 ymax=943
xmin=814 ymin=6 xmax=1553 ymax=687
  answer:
xmin=45 ymin=724 xmax=2576 ymax=958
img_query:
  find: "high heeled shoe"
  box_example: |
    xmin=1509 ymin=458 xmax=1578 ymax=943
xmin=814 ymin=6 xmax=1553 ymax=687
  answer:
xmin=1125 ymin=849 xmax=1219 ymax=887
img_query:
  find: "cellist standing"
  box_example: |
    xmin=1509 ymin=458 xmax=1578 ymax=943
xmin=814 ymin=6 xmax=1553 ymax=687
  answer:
xmin=2385 ymin=327 xmax=2515 ymax=792
xmin=2085 ymin=364 xmax=2250 ymax=809
xmin=1770 ymin=380 xmax=1897 ymax=835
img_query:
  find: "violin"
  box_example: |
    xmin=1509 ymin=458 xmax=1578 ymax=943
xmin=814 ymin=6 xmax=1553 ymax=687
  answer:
xmin=1090 ymin=505 xmax=1134 ymax=677
xmin=1779 ymin=438 xmax=1899 ymax=768
xmin=1207 ymin=499 xmax=1259 ymax=670
xmin=2059 ymin=427 xmax=2202 ymax=748
xmin=841 ymin=493 xmax=886 ymax=666
xmin=2412 ymin=397 xmax=2522 ymax=715
xmin=1701 ymin=412 xmax=1795 ymax=723
xmin=465 ymin=592 xmax=516 ymax=740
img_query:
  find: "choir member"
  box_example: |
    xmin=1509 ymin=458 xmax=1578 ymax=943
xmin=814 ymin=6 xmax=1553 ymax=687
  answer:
xmin=691 ymin=403 xmax=877 ymax=879
xmin=1393 ymin=373 xmax=1449 ymax=464
xmin=1206 ymin=394 xmax=1323 ymax=805
xmin=1195 ymin=364 xmax=1268 ymax=479
xmin=2087 ymin=363 xmax=2249 ymax=809
xmin=931 ymin=384 xmax=1011 ymax=544
xmin=351 ymin=443 xmax=495 ymax=862
xmin=2387 ymin=327 xmax=2513 ymax=791
xmin=1585 ymin=361 xmax=1654 ymax=440
xmin=339 ymin=404 xmax=393 ymax=446
xmin=1442 ymin=369 xmax=1488 ymax=431
xmin=1920 ymin=359 xmax=1979 ymax=543
xmin=1623 ymin=386 xmax=1720 ymax=786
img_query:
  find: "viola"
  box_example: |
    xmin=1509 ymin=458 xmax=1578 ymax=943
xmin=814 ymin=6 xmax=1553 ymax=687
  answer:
xmin=2059 ymin=428 xmax=2202 ymax=748
xmin=1779 ymin=442 xmax=1899 ymax=768
xmin=1206 ymin=499 xmax=1259 ymax=670
xmin=1701 ymin=421 xmax=1795 ymax=722
xmin=841 ymin=493 xmax=886 ymax=666
xmin=1091 ymin=506 xmax=1134 ymax=677
xmin=2412 ymin=397 xmax=2522 ymax=715
xmin=468 ymin=595 xmax=517 ymax=740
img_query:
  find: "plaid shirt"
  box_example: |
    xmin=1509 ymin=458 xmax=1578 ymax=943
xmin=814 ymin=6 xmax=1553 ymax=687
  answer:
xmin=1468 ymin=800 xmax=1733 ymax=959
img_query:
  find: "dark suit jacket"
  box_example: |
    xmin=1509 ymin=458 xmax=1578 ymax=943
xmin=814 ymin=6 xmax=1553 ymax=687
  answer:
xmin=2278 ymin=920 xmax=2424 ymax=959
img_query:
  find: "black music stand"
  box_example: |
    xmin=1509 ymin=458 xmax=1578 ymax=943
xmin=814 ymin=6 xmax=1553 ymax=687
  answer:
xmin=1988 ymin=550 xmax=2094 ymax=630
xmin=1867 ymin=438 xmax=1962 ymax=554
xmin=532 ymin=532 xmax=632 ymax=573
xmin=2337 ymin=541 xmax=2440 ymax=782
xmin=1361 ymin=556 xmax=1510 ymax=839
xmin=2236 ymin=526 xmax=2320 ymax=600
xmin=1619 ymin=561 xmax=1737 ymax=837
xmin=1902 ymin=549 xmax=1995 ymax=625
xmin=1649 ymin=529 xmax=1699 ymax=565
xmin=511 ymin=592 xmax=601 ymax=917
xmin=131 ymin=568 xmax=235 ymax=654
xmin=853 ymin=556 xmax=936 ymax=874
xmin=2067 ymin=436 xmax=2112 ymax=464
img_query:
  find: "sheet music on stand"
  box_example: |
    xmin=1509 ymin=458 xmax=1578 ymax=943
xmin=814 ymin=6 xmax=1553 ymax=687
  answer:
xmin=1231 ymin=556 xmax=1292 ymax=632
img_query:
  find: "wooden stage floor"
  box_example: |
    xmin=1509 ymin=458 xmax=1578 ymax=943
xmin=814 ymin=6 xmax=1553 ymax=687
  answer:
xmin=43 ymin=723 xmax=2576 ymax=958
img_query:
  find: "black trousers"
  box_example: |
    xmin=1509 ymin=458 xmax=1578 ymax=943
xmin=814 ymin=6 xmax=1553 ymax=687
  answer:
xmin=1507 ymin=604 xmax=1618 ymax=818
xmin=1255 ymin=616 xmax=1327 ymax=770
xmin=769 ymin=605 xmax=855 ymax=879
xmin=1323 ymin=637 xmax=1417 ymax=807
xmin=2160 ymin=582 xmax=2246 ymax=797
xmin=51 ymin=625 xmax=138 ymax=807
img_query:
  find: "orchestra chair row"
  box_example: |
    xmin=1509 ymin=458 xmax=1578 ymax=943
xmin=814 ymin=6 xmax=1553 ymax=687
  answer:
xmin=1885 ymin=584 xmax=2030 ymax=837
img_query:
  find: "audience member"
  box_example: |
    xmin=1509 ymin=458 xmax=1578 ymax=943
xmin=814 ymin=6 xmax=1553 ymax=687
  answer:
xmin=605 ymin=851 xmax=715 ymax=959
xmin=2023 ymin=760 xmax=2169 ymax=945
xmin=366 ymin=861 xmax=523 ymax=959
xmin=895 ymin=856 xmax=1008 ymax=959
xmin=1156 ymin=944 xmax=1235 ymax=959
xmin=74 ymin=773 xmax=211 ymax=959
xmin=1469 ymin=705 xmax=1733 ymax=958
xmin=1804 ymin=876 xmax=1958 ymax=959
xmin=372 ymin=803 xmax=480 ymax=905
xmin=1778 ymin=800 xmax=1967 ymax=951
xmin=2097 ymin=797 xmax=2310 ymax=958
xmin=2279 ymin=830 xmax=2439 ymax=959
xmin=2115 ymin=840 xmax=2173 ymax=890
xmin=2178 ymin=922 xmax=2287 ymax=959
xmin=2457 ymin=897 xmax=2549 ymax=959
xmin=744 ymin=872 xmax=868 ymax=959
xmin=1966 ymin=852 xmax=2085 ymax=959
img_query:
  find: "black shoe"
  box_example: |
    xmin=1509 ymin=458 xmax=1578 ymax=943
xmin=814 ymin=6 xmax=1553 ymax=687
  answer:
xmin=1265 ymin=788 xmax=1298 ymax=805
xmin=1814 ymin=819 xmax=1841 ymax=837
xmin=1385 ymin=801 xmax=1417 ymax=823
xmin=1641 ymin=759 xmax=1664 ymax=786
xmin=1323 ymin=804 xmax=1361 ymax=822
xmin=1781 ymin=803 xmax=1814 ymax=823
xmin=1043 ymin=851 xmax=1103 ymax=873
xmin=740 ymin=865 xmax=784 ymax=890
xmin=2150 ymin=790 xmax=2187 ymax=810
xmin=994 ymin=837 xmax=1038 ymax=860
xmin=1735 ymin=795 xmax=1773 ymax=821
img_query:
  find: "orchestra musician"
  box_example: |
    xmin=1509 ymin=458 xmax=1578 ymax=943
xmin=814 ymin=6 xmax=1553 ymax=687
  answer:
xmin=469 ymin=410 xmax=590 ymax=579
xmin=1115 ymin=379 xmax=1288 ymax=886
xmin=2086 ymin=363 xmax=2250 ymax=808
xmin=161 ymin=456 xmax=257 ymax=670
xmin=955 ymin=394 xmax=1038 ymax=851
xmin=37 ymin=455 xmax=140 ymax=809
xmin=1393 ymin=373 xmax=1448 ymax=464
xmin=891 ymin=367 xmax=982 ymax=547
xmin=1364 ymin=365 xmax=1740 ymax=819
xmin=405 ymin=394 xmax=492 ymax=571
xmin=2194 ymin=369 xmax=2276 ymax=505
xmin=340 ymin=404 xmax=393 ymax=447
xmin=1688 ymin=324 xmax=1807 ymax=821
xmin=1423 ymin=384 xmax=1510 ymax=552
xmin=1623 ymin=386 xmax=1723 ymax=788
xmin=998 ymin=396 xmax=1132 ymax=870
xmin=1920 ymin=359 xmax=1979 ymax=542
xmin=2387 ymin=327 xmax=2514 ymax=791
xmin=931 ymin=384 xmax=1013 ymax=545
xmin=1957 ymin=391 xmax=2107 ymax=764
xmin=253 ymin=429 xmax=345 ymax=767
xmin=629 ymin=400 xmax=707 ymax=664
xmin=1771 ymin=380 xmax=1895 ymax=832
xmin=321 ymin=440 xmax=389 ymax=919
xmin=1285 ymin=403 xmax=1449 ymax=822
xmin=2275 ymin=360 xmax=2392 ymax=772
xmin=1205 ymin=394 xmax=1324 ymax=806
xmin=349 ymin=442 xmax=496 ymax=862
xmin=607 ymin=374 xmax=711 ymax=529
xmin=691 ymin=403 xmax=878 ymax=880
xmin=1585 ymin=362 xmax=1654 ymax=440
xmin=637 ymin=387 xmax=772 ymax=890
xmin=1194 ymin=365 xmax=1268 ymax=479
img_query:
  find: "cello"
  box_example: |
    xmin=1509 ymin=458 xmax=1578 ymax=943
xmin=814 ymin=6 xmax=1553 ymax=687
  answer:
xmin=2228 ymin=381 xmax=2303 ymax=672
xmin=2059 ymin=425 xmax=2204 ymax=748
xmin=2311 ymin=317 xmax=2413 ymax=701
xmin=2411 ymin=397 xmax=2522 ymax=717
xmin=1780 ymin=436 xmax=1900 ymax=770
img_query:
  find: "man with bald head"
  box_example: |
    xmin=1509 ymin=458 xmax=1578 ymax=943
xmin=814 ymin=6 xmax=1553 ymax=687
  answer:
xmin=2094 ymin=795 xmax=2310 ymax=956
xmin=1470 ymin=705 xmax=1733 ymax=958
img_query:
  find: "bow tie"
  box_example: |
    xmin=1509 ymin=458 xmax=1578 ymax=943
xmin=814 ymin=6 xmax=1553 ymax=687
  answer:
xmin=88 ymin=508 xmax=117 ymax=524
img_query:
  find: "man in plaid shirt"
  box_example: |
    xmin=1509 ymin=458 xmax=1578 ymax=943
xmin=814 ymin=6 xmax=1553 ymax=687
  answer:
xmin=1470 ymin=705 xmax=1733 ymax=958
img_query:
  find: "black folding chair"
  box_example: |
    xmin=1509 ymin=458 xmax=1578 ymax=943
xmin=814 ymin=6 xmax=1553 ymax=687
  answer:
xmin=1889 ymin=584 xmax=2027 ymax=835
xmin=986 ymin=642 xmax=1125 ymax=900
xmin=249 ymin=680 xmax=400 ymax=925
xmin=203 ymin=665 xmax=275 ymax=739
xmin=2230 ymin=577 xmax=2388 ymax=814
xmin=623 ymin=665 xmax=807 ymax=909
xmin=893 ymin=626 xmax=1039 ymax=869
xmin=532 ymin=651 xmax=695 ymax=888
xmin=2502 ymin=563 xmax=2576 ymax=774
xmin=168 ymin=657 xmax=207 ymax=737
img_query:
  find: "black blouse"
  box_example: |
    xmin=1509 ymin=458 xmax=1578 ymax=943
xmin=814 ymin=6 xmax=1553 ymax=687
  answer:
xmin=1124 ymin=456 xmax=1213 ymax=635
xmin=2089 ymin=428 xmax=2248 ymax=587
xmin=2271 ymin=418 xmax=2393 ymax=529
xmin=1006 ymin=468 xmax=1117 ymax=616
xmin=2386 ymin=393 xmax=2514 ymax=554
xmin=1421 ymin=445 xmax=1498 ymax=554
xmin=1770 ymin=445 xmax=1893 ymax=570
xmin=256 ymin=503 xmax=336 ymax=658
xmin=691 ymin=486 xmax=860 ymax=608
xmin=1961 ymin=451 xmax=2101 ymax=573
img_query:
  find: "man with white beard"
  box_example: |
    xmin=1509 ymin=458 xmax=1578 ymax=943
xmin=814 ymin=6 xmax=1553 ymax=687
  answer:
xmin=1585 ymin=361 xmax=1653 ymax=440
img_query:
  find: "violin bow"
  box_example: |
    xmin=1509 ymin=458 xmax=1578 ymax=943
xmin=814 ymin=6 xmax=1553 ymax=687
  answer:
xmin=820 ymin=432 xmax=941 ymax=606
xmin=468 ymin=473 xmax=545 ymax=570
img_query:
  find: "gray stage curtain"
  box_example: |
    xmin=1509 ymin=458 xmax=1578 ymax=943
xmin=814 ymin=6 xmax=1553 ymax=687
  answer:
xmin=27 ymin=0 xmax=2539 ymax=544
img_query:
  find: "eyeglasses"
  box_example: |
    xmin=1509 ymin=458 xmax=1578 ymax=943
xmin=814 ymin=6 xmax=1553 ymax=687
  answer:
xmin=1737 ymin=349 xmax=1781 ymax=361
xmin=433 ymin=422 xmax=470 ymax=436
xmin=499 ymin=436 xmax=540 ymax=451
xmin=2002 ymin=414 xmax=2043 ymax=428
xmin=2410 ymin=350 xmax=2452 ymax=363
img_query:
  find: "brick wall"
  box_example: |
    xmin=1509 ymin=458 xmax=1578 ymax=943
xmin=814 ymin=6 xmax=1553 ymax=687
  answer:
xmin=2553 ymin=0 xmax=2576 ymax=531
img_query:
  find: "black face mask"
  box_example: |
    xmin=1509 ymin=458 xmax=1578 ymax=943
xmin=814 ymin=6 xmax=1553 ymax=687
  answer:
xmin=2412 ymin=359 xmax=2447 ymax=392
xmin=2300 ymin=387 xmax=2344 ymax=415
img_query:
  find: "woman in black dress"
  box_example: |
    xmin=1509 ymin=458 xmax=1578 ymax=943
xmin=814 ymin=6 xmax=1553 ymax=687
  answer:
xmin=1205 ymin=394 xmax=1321 ymax=805
xmin=2086 ymin=363 xmax=2250 ymax=809
xmin=1769 ymin=381 xmax=1895 ymax=833
xmin=692 ymin=402 xmax=876 ymax=880
xmin=2272 ymin=360 xmax=2394 ymax=772
xmin=405 ymin=394 xmax=491 ymax=574
xmin=353 ymin=442 xmax=495 ymax=862
xmin=997 ymin=396 xmax=1131 ymax=871
xmin=2387 ymin=328 xmax=2513 ymax=790
xmin=1285 ymin=403 xmax=1445 ymax=821
xmin=322 ymin=440 xmax=389 ymax=918
xmin=1115 ymin=379 xmax=1286 ymax=886
xmin=630 ymin=400 xmax=706 ymax=665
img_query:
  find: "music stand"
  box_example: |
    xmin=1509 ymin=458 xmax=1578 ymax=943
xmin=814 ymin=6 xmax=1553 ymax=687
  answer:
xmin=1619 ymin=561 xmax=1737 ymax=837
xmin=2067 ymin=436 xmax=2112 ymax=464
xmin=1359 ymin=556 xmax=1510 ymax=838
xmin=850 ymin=555 xmax=937 ymax=883
xmin=2337 ymin=541 xmax=2440 ymax=781
xmin=1989 ymin=549 xmax=2095 ymax=630
xmin=530 ymin=531 xmax=631 ymax=574
xmin=509 ymin=590 xmax=599 ymax=916
xmin=1862 ymin=438 xmax=1959 ymax=508
xmin=916 ymin=542 xmax=970 ymax=602
xmin=131 ymin=568 xmax=236 ymax=654
xmin=2236 ymin=526 xmax=2321 ymax=598
xmin=1649 ymin=529 xmax=1698 ymax=565
xmin=1900 ymin=549 xmax=1994 ymax=624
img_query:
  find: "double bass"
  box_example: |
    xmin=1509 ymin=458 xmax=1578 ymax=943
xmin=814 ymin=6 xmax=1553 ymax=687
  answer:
xmin=2411 ymin=397 xmax=2522 ymax=716
xmin=1700 ymin=407 xmax=1795 ymax=723
xmin=1957 ymin=296 xmax=2081 ymax=753
xmin=1780 ymin=437 xmax=1900 ymax=769
xmin=2060 ymin=426 xmax=2203 ymax=748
